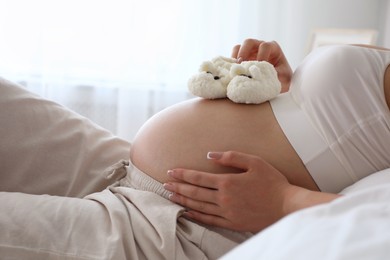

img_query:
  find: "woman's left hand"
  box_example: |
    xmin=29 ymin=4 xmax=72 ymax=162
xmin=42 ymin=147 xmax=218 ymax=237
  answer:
xmin=163 ymin=151 xmax=293 ymax=233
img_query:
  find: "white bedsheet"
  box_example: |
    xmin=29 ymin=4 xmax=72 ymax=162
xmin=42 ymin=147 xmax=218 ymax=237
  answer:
xmin=221 ymin=169 xmax=390 ymax=260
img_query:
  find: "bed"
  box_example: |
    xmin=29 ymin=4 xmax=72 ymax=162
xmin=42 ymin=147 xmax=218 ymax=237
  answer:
xmin=1 ymin=77 xmax=389 ymax=259
xmin=221 ymin=169 xmax=390 ymax=259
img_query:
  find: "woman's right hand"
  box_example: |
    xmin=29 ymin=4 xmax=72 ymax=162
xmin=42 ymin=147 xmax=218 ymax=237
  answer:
xmin=164 ymin=151 xmax=341 ymax=233
xmin=231 ymin=39 xmax=293 ymax=92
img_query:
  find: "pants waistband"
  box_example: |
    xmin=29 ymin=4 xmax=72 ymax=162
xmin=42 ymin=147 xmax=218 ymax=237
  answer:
xmin=119 ymin=161 xmax=171 ymax=200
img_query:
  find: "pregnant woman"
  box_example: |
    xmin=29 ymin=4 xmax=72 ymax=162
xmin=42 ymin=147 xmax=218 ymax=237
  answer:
xmin=1 ymin=39 xmax=389 ymax=260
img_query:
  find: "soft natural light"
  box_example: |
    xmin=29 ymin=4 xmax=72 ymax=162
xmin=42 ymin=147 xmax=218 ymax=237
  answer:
xmin=0 ymin=0 xmax=384 ymax=140
xmin=0 ymin=0 xmax=274 ymax=139
xmin=0 ymin=0 xmax=262 ymax=90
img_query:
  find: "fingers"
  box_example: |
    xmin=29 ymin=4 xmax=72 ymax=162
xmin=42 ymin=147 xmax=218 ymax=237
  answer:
xmin=166 ymin=168 xmax=222 ymax=189
xmin=166 ymin=186 xmax=243 ymax=231
xmin=233 ymin=39 xmax=283 ymax=65
xmin=231 ymin=44 xmax=240 ymax=59
xmin=168 ymin=191 xmax=219 ymax=215
xmin=164 ymin=182 xmax=221 ymax=216
xmin=207 ymin=151 xmax=257 ymax=171
xmin=233 ymin=39 xmax=292 ymax=92
xmin=163 ymin=180 xmax=217 ymax=203
xmin=236 ymin=38 xmax=263 ymax=61
xmin=256 ymin=41 xmax=280 ymax=63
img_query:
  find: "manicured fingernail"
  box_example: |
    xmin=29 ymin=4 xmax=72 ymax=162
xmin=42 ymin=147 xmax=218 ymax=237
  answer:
xmin=163 ymin=182 xmax=174 ymax=191
xmin=167 ymin=170 xmax=174 ymax=176
xmin=207 ymin=152 xmax=223 ymax=160
xmin=168 ymin=193 xmax=179 ymax=201
xmin=237 ymin=57 xmax=243 ymax=63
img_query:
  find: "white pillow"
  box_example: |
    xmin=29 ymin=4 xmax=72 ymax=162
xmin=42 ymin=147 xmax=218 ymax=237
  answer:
xmin=340 ymin=168 xmax=390 ymax=194
xmin=221 ymin=169 xmax=390 ymax=260
xmin=0 ymin=77 xmax=131 ymax=197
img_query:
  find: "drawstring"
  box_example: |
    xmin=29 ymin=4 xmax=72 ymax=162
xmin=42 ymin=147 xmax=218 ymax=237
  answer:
xmin=104 ymin=159 xmax=129 ymax=181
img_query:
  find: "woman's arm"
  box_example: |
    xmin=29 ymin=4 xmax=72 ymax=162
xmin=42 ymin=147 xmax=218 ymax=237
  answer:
xmin=163 ymin=151 xmax=341 ymax=233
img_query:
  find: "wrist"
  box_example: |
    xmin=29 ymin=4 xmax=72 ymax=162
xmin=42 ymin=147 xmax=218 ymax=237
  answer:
xmin=281 ymin=185 xmax=341 ymax=217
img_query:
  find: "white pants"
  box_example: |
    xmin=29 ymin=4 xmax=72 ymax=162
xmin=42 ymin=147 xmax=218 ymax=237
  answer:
xmin=0 ymin=163 xmax=250 ymax=260
xmin=0 ymin=78 xmax=250 ymax=260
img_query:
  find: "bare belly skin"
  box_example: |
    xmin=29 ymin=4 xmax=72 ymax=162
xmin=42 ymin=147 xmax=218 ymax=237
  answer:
xmin=130 ymin=98 xmax=319 ymax=191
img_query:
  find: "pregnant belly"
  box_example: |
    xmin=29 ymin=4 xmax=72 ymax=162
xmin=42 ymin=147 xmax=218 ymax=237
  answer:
xmin=130 ymin=98 xmax=319 ymax=191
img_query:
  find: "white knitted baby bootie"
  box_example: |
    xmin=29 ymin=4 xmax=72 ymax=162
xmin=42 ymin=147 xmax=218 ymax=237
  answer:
xmin=188 ymin=56 xmax=237 ymax=99
xmin=227 ymin=60 xmax=281 ymax=104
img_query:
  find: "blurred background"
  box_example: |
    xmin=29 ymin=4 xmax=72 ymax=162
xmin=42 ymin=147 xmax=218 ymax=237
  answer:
xmin=0 ymin=0 xmax=389 ymax=140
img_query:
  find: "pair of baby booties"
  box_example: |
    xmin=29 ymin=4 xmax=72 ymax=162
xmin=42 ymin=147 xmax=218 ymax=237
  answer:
xmin=188 ymin=56 xmax=281 ymax=104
